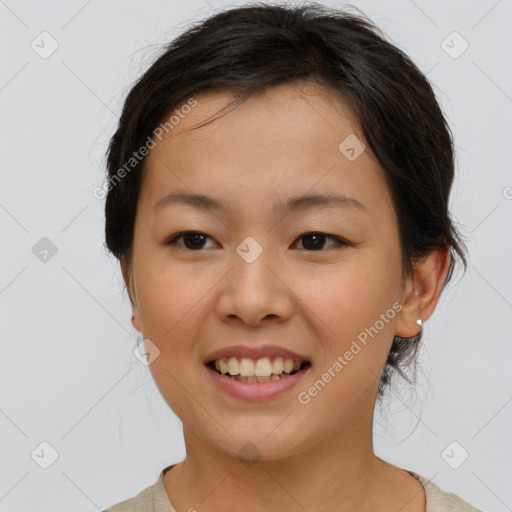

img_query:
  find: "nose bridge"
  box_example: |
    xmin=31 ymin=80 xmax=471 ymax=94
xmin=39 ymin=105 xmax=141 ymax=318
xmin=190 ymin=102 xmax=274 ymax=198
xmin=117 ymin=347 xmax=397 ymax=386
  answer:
xmin=216 ymin=234 xmax=292 ymax=324
xmin=232 ymin=233 xmax=278 ymax=295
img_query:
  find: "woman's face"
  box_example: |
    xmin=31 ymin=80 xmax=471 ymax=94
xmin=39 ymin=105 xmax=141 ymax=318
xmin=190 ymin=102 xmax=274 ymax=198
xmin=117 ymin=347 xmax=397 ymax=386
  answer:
xmin=123 ymin=82 xmax=415 ymax=460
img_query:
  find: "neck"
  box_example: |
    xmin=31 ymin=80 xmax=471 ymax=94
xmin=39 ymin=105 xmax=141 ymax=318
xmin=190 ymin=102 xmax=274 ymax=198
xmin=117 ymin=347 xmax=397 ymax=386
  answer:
xmin=163 ymin=395 xmax=424 ymax=511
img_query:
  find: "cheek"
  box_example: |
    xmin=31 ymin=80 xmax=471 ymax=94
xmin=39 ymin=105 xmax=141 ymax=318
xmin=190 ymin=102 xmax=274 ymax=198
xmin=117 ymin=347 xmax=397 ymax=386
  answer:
xmin=135 ymin=259 xmax=211 ymax=346
xmin=299 ymin=256 xmax=398 ymax=332
xmin=294 ymin=251 xmax=401 ymax=389
xmin=136 ymin=263 xmax=209 ymax=414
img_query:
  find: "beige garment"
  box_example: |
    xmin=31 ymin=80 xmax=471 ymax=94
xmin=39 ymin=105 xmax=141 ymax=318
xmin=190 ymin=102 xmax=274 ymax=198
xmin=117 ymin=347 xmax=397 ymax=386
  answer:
xmin=103 ymin=464 xmax=482 ymax=512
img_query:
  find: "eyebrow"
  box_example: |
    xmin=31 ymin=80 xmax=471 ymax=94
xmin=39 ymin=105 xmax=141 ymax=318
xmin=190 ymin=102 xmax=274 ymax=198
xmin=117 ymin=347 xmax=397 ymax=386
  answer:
xmin=153 ymin=191 xmax=367 ymax=215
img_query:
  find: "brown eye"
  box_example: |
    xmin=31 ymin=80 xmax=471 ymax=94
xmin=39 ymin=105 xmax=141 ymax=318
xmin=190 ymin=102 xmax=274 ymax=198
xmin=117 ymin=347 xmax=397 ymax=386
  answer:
xmin=294 ymin=232 xmax=347 ymax=251
xmin=166 ymin=231 xmax=217 ymax=250
xmin=165 ymin=231 xmax=347 ymax=252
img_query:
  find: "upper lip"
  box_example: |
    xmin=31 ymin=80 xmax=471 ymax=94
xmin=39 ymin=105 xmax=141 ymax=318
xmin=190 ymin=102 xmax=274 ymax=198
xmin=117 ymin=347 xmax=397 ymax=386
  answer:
xmin=204 ymin=344 xmax=310 ymax=364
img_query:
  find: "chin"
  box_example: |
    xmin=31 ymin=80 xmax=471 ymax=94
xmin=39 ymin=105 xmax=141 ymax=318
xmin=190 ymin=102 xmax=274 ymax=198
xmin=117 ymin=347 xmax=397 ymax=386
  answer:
xmin=208 ymin=428 xmax=307 ymax=464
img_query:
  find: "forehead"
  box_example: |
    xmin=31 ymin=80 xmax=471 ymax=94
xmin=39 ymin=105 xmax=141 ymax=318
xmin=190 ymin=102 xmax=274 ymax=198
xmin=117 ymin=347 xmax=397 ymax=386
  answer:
xmin=140 ymin=81 xmax=392 ymax=219
xmin=153 ymin=81 xmax=363 ymax=155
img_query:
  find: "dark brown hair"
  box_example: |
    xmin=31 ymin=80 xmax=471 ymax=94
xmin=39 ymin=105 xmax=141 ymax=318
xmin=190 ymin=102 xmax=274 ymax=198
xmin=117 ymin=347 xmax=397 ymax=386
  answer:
xmin=102 ymin=2 xmax=468 ymax=401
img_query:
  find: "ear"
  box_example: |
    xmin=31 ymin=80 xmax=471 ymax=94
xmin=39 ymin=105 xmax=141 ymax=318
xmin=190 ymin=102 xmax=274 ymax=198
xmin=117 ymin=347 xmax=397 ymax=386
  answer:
xmin=120 ymin=257 xmax=142 ymax=333
xmin=395 ymin=245 xmax=452 ymax=338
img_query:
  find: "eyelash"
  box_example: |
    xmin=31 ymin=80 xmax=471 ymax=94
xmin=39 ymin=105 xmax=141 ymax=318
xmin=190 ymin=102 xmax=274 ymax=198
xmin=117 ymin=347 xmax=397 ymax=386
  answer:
xmin=165 ymin=231 xmax=349 ymax=252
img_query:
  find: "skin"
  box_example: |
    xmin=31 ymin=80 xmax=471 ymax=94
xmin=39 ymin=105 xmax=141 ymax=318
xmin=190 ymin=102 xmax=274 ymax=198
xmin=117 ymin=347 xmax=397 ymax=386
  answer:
xmin=121 ymin=80 xmax=451 ymax=512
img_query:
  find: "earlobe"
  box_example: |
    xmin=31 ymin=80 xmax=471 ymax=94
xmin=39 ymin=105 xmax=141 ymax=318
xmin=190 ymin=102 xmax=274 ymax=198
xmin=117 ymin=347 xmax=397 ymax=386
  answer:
xmin=395 ymin=245 xmax=452 ymax=338
xmin=131 ymin=308 xmax=142 ymax=333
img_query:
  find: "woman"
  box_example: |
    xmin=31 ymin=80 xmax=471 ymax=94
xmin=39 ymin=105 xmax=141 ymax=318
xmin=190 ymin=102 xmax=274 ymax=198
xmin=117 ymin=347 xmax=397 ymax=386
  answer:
xmin=102 ymin=3 xmax=480 ymax=510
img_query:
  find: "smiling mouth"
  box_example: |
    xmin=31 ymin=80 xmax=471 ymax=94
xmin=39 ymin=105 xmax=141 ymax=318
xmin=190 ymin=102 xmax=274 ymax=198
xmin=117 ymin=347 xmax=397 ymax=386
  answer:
xmin=206 ymin=358 xmax=312 ymax=382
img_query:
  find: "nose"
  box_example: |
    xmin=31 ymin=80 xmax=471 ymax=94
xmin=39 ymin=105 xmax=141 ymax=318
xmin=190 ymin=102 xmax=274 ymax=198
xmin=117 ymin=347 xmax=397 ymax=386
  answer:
xmin=215 ymin=245 xmax=294 ymax=327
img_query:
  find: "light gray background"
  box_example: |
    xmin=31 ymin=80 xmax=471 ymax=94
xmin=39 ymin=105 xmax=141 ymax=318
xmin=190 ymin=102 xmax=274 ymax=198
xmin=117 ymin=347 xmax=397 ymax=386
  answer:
xmin=1 ymin=0 xmax=511 ymax=510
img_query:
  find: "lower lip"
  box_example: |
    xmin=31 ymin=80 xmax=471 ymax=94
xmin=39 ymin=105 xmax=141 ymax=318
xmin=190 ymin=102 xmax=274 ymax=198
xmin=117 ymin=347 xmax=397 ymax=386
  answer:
xmin=205 ymin=363 xmax=311 ymax=401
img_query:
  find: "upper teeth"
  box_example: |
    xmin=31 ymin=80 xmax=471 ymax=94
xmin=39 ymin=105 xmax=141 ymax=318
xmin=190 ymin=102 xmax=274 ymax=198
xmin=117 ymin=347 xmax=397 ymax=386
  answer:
xmin=214 ymin=357 xmax=304 ymax=377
